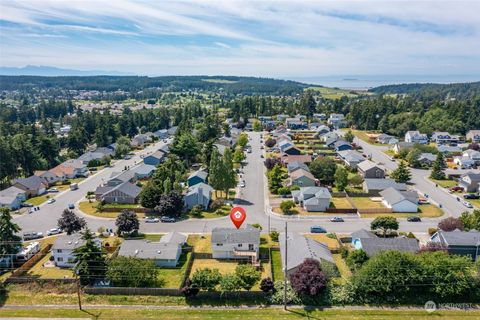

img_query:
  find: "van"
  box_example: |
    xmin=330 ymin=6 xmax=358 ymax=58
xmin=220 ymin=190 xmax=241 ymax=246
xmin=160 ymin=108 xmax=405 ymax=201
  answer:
xmin=70 ymin=183 xmax=79 ymax=191
xmin=23 ymin=232 xmax=44 ymax=241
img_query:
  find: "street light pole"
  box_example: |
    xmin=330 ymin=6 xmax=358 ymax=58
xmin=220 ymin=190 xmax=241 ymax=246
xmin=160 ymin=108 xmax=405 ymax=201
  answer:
xmin=283 ymin=221 xmax=288 ymax=311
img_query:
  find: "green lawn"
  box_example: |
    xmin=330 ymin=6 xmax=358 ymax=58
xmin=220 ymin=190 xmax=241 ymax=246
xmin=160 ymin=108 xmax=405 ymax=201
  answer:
xmin=187 ymin=235 xmax=212 ymax=253
xmin=26 ymin=194 xmax=52 ymax=206
xmin=332 ymin=253 xmax=352 ymax=283
xmin=78 ymin=201 xmax=146 ymax=219
xmin=271 ymin=250 xmax=284 ymax=282
xmin=349 ymin=197 xmax=385 ymax=209
xmin=331 ymin=197 xmax=354 ymax=209
xmin=471 ymin=199 xmax=480 ymax=208
xmin=360 ymin=204 xmax=444 ymax=219
xmin=187 ymin=205 xmax=230 ymax=219
xmin=26 ymin=253 xmax=75 ymax=279
xmin=306 ymin=86 xmax=359 ymax=99
xmin=430 ymin=178 xmax=458 ymax=188
xmin=2 ymin=308 xmax=478 ymax=320
xmin=157 ymin=252 xmax=191 ymax=288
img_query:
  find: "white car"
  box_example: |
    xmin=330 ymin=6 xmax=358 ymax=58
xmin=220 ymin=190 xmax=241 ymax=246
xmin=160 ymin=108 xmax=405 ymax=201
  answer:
xmin=144 ymin=217 xmax=160 ymax=223
xmin=240 ymin=180 xmax=246 ymax=188
xmin=47 ymin=188 xmax=59 ymax=193
xmin=463 ymin=201 xmax=473 ymax=209
xmin=47 ymin=198 xmax=56 ymax=204
xmin=47 ymin=228 xmax=62 ymax=236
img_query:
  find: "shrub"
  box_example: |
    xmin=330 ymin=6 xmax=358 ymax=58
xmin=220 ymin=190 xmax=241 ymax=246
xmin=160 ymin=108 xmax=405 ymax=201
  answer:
xmin=280 ymin=200 xmax=295 ymax=215
xmin=181 ymin=278 xmax=199 ymax=297
xmin=346 ymin=249 xmax=369 ymax=271
xmin=270 ymin=231 xmax=279 ymax=242
xmin=268 ymin=280 xmax=300 ymax=304
xmin=235 ymin=264 xmax=261 ymax=291
xmin=428 ymin=227 xmax=439 ymax=236
xmin=260 ymin=277 xmax=275 ymax=293
xmin=190 ymin=205 xmax=203 ymax=217
xmin=209 ymin=199 xmax=224 ymax=211
xmin=251 ymin=223 xmax=263 ymax=230
xmin=289 ymin=259 xmax=328 ymax=296
xmin=191 ymin=268 xmax=222 ymax=291
xmin=277 ymin=187 xmax=291 ymax=195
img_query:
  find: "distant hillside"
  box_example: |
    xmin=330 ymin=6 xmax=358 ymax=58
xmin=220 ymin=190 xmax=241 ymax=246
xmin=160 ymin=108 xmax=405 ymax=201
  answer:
xmin=0 ymin=65 xmax=131 ymax=76
xmin=0 ymin=75 xmax=308 ymax=96
xmin=369 ymin=81 xmax=480 ymax=99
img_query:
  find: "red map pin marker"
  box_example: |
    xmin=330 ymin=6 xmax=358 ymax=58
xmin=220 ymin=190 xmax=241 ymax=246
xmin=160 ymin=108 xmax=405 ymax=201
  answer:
xmin=230 ymin=206 xmax=246 ymax=229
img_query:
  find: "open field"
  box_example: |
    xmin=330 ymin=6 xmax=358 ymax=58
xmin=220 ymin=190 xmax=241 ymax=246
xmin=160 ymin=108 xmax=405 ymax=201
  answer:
xmin=360 ymin=204 xmax=443 ymax=218
xmin=331 ymin=197 xmax=354 ymax=208
xmin=471 ymin=199 xmax=480 ymax=208
xmin=26 ymin=194 xmax=52 ymax=206
xmin=187 ymin=205 xmax=231 ymax=219
xmin=306 ymin=86 xmax=359 ymax=99
xmin=332 ymin=253 xmax=352 ymax=280
xmin=2 ymin=308 xmax=479 ymax=320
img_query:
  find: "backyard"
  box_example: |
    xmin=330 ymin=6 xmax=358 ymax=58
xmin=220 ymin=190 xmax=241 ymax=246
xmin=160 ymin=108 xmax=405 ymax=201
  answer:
xmin=270 ymin=250 xmax=283 ymax=282
xmin=349 ymin=197 xmax=385 ymax=209
xmin=187 ymin=235 xmax=212 ymax=253
xmin=26 ymin=252 xmax=75 ymax=279
xmin=157 ymin=252 xmax=191 ymax=288
xmin=360 ymin=204 xmax=444 ymax=218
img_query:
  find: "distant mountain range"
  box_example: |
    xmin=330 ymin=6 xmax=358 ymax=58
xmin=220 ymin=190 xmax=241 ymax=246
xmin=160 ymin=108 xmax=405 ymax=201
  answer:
xmin=0 ymin=65 xmax=132 ymax=76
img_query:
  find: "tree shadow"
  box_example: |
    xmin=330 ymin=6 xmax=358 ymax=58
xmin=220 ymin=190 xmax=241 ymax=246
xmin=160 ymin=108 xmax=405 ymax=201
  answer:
xmin=233 ymin=199 xmax=253 ymax=206
xmin=81 ymin=309 xmax=102 ymax=319
xmin=285 ymin=306 xmax=326 ymax=319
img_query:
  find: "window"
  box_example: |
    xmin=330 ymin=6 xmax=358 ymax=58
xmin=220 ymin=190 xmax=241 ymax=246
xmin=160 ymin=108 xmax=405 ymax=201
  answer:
xmin=57 ymin=249 xmax=62 ymax=253
xmin=238 ymin=244 xmax=243 ymax=247
xmin=57 ymin=257 xmax=63 ymax=262
xmin=216 ymin=243 xmax=223 ymax=246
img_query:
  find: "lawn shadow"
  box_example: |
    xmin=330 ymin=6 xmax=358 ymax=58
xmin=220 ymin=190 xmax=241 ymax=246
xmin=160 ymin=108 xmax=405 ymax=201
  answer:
xmin=82 ymin=309 xmax=102 ymax=319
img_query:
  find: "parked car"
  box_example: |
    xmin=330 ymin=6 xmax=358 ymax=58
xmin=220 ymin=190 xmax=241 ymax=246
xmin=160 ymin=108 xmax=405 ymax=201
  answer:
xmin=21 ymin=203 xmax=33 ymax=208
xmin=70 ymin=183 xmax=79 ymax=190
xmin=160 ymin=216 xmax=176 ymax=223
xmin=23 ymin=232 xmax=44 ymax=241
xmin=46 ymin=198 xmax=56 ymax=204
xmin=449 ymin=186 xmax=464 ymax=193
xmin=463 ymin=201 xmax=473 ymax=208
xmin=47 ymin=228 xmax=62 ymax=236
xmin=240 ymin=180 xmax=246 ymax=188
xmin=330 ymin=217 xmax=344 ymax=222
xmin=144 ymin=217 xmax=160 ymax=223
xmin=68 ymin=203 xmax=75 ymax=209
xmin=310 ymin=226 xmax=327 ymax=233
xmin=463 ymin=193 xmax=480 ymax=199
xmin=407 ymin=216 xmax=421 ymax=222
xmin=260 ymin=154 xmax=264 ymax=158
xmin=47 ymin=188 xmax=59 ymax=193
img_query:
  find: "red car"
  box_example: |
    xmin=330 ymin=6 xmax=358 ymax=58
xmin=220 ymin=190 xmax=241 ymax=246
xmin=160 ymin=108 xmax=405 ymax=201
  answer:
xmin=449 ymin=186 xmax=464 ymax=193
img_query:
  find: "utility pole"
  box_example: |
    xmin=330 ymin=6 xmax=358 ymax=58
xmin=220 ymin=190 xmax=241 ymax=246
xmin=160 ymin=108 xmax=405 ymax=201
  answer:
xmin=283 ymin=221 xmax=288 ymax=311
xmin=76 ymin=276 xmax=82 ymax=310
xmin=268 ymin=215 xmax=271 ymax=234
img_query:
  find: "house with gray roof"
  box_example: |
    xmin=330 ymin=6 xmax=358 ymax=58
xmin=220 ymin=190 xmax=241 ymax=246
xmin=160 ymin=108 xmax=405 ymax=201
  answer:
xmin=453 ymin=156 xmax=475 ymax=169
xmin=437 ymin=145 xmax=462 ymax=154
xmin=52 ymin=234 xmax=102 ymax=268
xmin=94 ymin=147 xmax=114 ymax=157
xmin=131 ymin=134 xmax=152 ymax=148
xmin=213 ymin=143 xmax=228 ymax=156
xmin=167 ymin=126 xmax=178 ymax=136
xmin=187 ymin=170 xmax=208 ymax=187
xmin=333 ymin=140 xmax=352 ymax=152
xmin=288 ymin=168 xmax=316 ymax=188
xmin=287 ymin=161 xmax=310 ymax=174
xmin=118 ymin=239 xmax=182 ymax=267
xmin=458 ymin=172 xmax=480 ymax=193
xmin=380 ymin=187 xmax=418 ymax=212
xmin=153 ymin=129 xmax=169 ymax=139
xmin=405 ymin=131 xmax=428 ymax=144
xmin=392 ymin=142 xmax=414 ymax=154
xmin=130 ymin=163 xmax=156 ymax=179
xmin=357 ymin=160 xmax=385 ymax=178
xmin=353 ymin=236 xmax=419 ymax=257
xmin=291 ymin=186 xmax=331 ymax=212
xmin=351 ymin=229 xmax=376 ymax=242
xmin=107 ymin=170 xmax=137 ymax=187
xmin=362 ymin=178 xmax=407 ymax=193
xmin=418 ymin=153 xmax=437 ymax=166
xmin=337 ymin=150 xmax=365 ymax=168
xmin=279 ymin=233 xmax=335 ymax=276
xmin=211 ymin=225 xmax=260 ymax=263
xmin=431 ymin=132 xmax=460 ymax=145
xmin=184 ymin=182 xmax=213 ymax=210
xmin=12 ymin=175 xmax=47 ymax=198
xmin=143 ymin=150 xmax=166 ymax=166
xmin=78 ymin=151 xmax=106 ymax=165
xmin=430 ymin=230 xmax=480 ymax=261
xmin=0 ymin=186 xmax=27 ymax=210
xmin=95 ymin=181 xmax=141 ymax=204
xmin=463 ymin=149 xmax=480 ymax=164
xmin=376 ymin=133 xmax=398 ymax=145
xmin=160 ymin=232 xmax=187 ymax=245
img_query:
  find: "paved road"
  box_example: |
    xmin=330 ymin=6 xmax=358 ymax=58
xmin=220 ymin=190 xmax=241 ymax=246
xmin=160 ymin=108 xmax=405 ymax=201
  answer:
xmin=352 ymin=135 xmax=473 ymax=218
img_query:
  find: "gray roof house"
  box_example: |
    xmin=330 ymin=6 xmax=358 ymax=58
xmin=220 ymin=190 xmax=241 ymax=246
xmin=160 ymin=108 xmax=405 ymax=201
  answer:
xmin=357 ymin=160 xmax=385 ymax=178
xmin=187 ymin=170 xmax=208 ymax=187
xmin=392 ymin=142 xmax=415 ymax=154
xmin=153 ymin=129 xmax=169 ymax=139
xmin=95 ymin=181 xmax=141 ymax=204
xmin=287 ymin=161 xmax=310 ymax=174
xmin=405 ymin=131 xmax=428 ymax=144
xmin=376 ymin=133 xmax=398 ymax=145
xmin=211 ymin=226 xmax=260 ymax=263
xmin=291 ymin=186 xmax=331 ymax=212
xmin=380 ymin=187 xmax=418 ymax=213
xmin=130 ymin=163 xmax=156 ymax=179
xmin=288 ymin=169 xmax=316 ymax=187
xmin=437 ymin=145 xmax=462 ymax=154
xmin=337 ymin=150 xmax=365 ymax=168
xmin=430 ymin=230 xmax=480 ymax=261
xmin=362 ymin=178 xmax=407 ymax=193
xmin=94 ymin=147 xmax=114 ymax=157
xmin=184 ymin=182 xmax=213 ymax=210
xmin=418 ymin=153 xmax=437 ymax=166
xmin=107 ymin=170 xmax=137 ymax=187
xmin=143 ymin=150 xmax=166 ymax=166
xmin=458 ymin=172 xmax=480 ymax=193
xmin=78 ymin=151 xmax=106 ymax=165
xmin=160 ymin=232 xmax=187 ymax=245
xmin=52 ymin=234 xmax=102 ymax=268
xmin=118 ymin=239 xmax=182 ymax=267
xmin=0 ymin=186 xmax=27 ymax=210
xmin=353 ymin=236 xmax=419 ymax=257
xmin=12 ymin=176 xmax=47 ymax=197
xmin=279 ymin=233 xmax=335 ymax=276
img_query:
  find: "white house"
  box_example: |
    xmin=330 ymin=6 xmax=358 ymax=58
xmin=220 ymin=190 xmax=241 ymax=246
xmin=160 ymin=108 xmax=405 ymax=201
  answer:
xmin=211 ymin=226 xmax=260 ymax=264
xmin=431 ymin=132 xmax=460 ymax=145
xmin=453 ymin=156 xmax=476 ymax=169
xmin=52 ymin=234 xmax=101 ymax=268
xmin=0 ymin=186 xmax=27 ymax=210
xmin=404 ymin=131 xmax=428 ymax=144
xmin=380 ymin=187 xmax=418 ymax=213
xmin=466 ymin=130 xmax=480 ymax=143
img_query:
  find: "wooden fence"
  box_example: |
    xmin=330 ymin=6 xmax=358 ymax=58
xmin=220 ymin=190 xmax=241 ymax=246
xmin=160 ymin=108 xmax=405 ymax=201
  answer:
xmin=357 ymin=208 xmax=393 ymax=214
xmin=5 ymin=277 xmax=76 ymax=284
xmin=84 ymin=286 xmax=182 ymax=296
xmin=325 ymin=208 xmax=357 ymax=214
xmin=8 ymin=244 xmax=53 ymax=278
xmin=179 ymin=247 xmax=195 ymax=289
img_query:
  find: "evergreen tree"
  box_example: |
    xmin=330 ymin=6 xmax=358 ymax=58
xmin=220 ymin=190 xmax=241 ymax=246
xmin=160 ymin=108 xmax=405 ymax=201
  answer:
xmin=73 ymin=228 xmax=106 ymax=285
xmin=430 ymin=153 xmax=446 ymax=180
xmin=0 ymin=208 xmax=21 ymax=258
xmin=222 ymin=148 xmax=236 ymax=199
xmin=391 ymin=161 xmax=411 ymax=183
xmin=208 ymin=149 xmax=222 ymax=197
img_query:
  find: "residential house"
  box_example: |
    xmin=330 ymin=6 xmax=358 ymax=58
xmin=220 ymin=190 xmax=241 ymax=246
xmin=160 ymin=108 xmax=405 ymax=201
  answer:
xmin=217 ymin=136 xmax=235 ymax=147
xmin=458 ymin=172 xmax=480 ymax=193
xmin=337 ymin=150 xmax=365 ymax=168
xmin=94 ymin=147 xmax=114 ymax=157
xmin=352 ymin=233 xmax=419 ymax=257
xmin=333 ymin=140 xmax=352 ymax=152
xmin=376 ymin=134 xmax=398 ymax=145
xmin=52 ymin=234 xmax=102 ymax=268
xmin=34 ymin=170 xmax=62 ymax=186
xmin=291 ymin=186 xmax=331 ymax=212
xmin=314 ymin=125 xmax=330 ymax=136
xmin=143 ymin=150 xmax=166 ymax=166
xmin=279 ymin=233 xmax=335 ymax=277
xmin=153 ymin=129 xmax=169 ymax=139
xmin=184 ymin=182 xmax=213 ymax=210
xmin=430 ymin=230 xmax=480 ymax=261
xmin=282 ymin=145 xmax=302 ymax=155
xmin=95 ymin=181 xmax=141 ymax=204
xmin=380 ymin=187 xmax=418 ymax=212
xmin=285 ymin=118 xmax=307 ymax=129
xmin=12 ymin=176 xmax=47 ymax=198
xmin=118 ymin=239 xmax=182 ymax=267
xmin=287 ymin=161 xmax=310 ymax=174
xmin=418 ymin=153 xmax=437 ymax=166
xmin=131 ymin=134 xmax=151 ymax=148
xmin=463 ymin=149 xmax=480 ymax=166
xmin=288 ymin=168 xmax=316 ymax=187
xmin=167 ymin=126 xmax=178 ymax=136
xmin=107 ymin=170 xmax=137 ymax=187
xmin=61 ymin=159 xmax=89 ymax=177
xmin=392 ymin=142 xmax=414 ymax=154
xmin=78 ymin=151 xmax=105 ymax=165
xmin=0 ymin=186 xmax=27 ymax=210
xmin=278 ymin=140 xmax=294 ymax=153
xmin=362 ymin=178 xmax=407 ymax=193
xmin=313 ymin=113 xmax=327 ymax=121
xmin=187 ymin=170 xmax=208 ymax=187
xmin=160 ymin=231 xmax=187 ymax=246
xmin=49 ymin=164 xmax=75 ymax=180
xmin=437 ymin=145 xmax=462 ymax=154
xmin=211 ymin=226 xmax=260 ymax=263
xmin=466 ymin=130 xmax=480 ymax=143
xmin=130 ymin=163 xmax=156 ymax=179
xmin=327 ymin=113 xmax=346 ymax=128
xmin=213 ymin=143 xmax=228 ymax=156
xmin=453 ymin=156 xmax=475 ymax=169
xmin=280 ymin=154 xmax=312 ymax=166
xmin=404 ymin=131 xmax=428 ymax=144
xmin=431 ymin=132 xmax=460 ymax=145
xmin=325 ymin=136 xmax=341 ymax=148
xmin=357 ymin=160 xmax=385 ymax=179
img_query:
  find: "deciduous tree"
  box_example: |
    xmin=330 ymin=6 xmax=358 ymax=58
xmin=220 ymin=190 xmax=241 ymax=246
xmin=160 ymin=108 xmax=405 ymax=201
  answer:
xmin=57 ymin=209 xmax=86 ymax=235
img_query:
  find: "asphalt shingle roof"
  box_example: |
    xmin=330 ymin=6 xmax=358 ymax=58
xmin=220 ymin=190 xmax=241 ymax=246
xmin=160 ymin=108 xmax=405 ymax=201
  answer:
xmin=211 ymin=226 xmax=260 ymax=245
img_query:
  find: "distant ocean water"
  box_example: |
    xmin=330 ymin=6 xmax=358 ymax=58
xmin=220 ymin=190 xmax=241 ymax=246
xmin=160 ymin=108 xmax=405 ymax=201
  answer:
xmin=286 ymin=74 xmax=480 ymax=90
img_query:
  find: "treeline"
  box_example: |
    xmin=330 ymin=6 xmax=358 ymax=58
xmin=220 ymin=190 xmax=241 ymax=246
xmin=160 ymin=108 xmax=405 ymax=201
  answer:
xmin=0 ymin=75 xmax=307 ymax=96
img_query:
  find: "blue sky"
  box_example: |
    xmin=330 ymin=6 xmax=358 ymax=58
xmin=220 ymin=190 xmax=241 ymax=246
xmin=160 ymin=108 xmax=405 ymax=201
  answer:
xmin=1 ymin=0 xmax=480 ymax=77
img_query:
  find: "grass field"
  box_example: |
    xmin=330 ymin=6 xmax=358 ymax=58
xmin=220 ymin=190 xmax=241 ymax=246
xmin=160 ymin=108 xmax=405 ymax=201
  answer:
xmin=349 ymin=197 xmax=385 ymax=209
xmin=27 ymin=253 xmax=75 ymax=279
xmin=305 ymin=234 xmax=341 ymax=250
xmin=430 ymin=178 xmax=458 ymax=188
xmin=157 ymin=252 xmax=191 ymax=288
xmin=332 ymin=253 xmax=352 ymax=282
xmin=78 ymin=201 xmax=146 ymax=219
xmin=25 ymin=194 xmax=52 ymax=206
xmin=187 ymin=205 xmax=231 ymax=219
xmin=271 ymin=250 xmax=284 ymax=282
xmin=331 ymin=197 xmax=354 ymax=208
xmin=187 ymin=235 xmax=212 ymax=253
xmin=471 ymin=199 xmax=480 ymax=208
xmin=2 ymin=308 xmax=478 ymax=320
xmin=306 ymin=86 xmax=358 ymax=99
xmin=360 ymin=204 xmax=444 ymax=218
